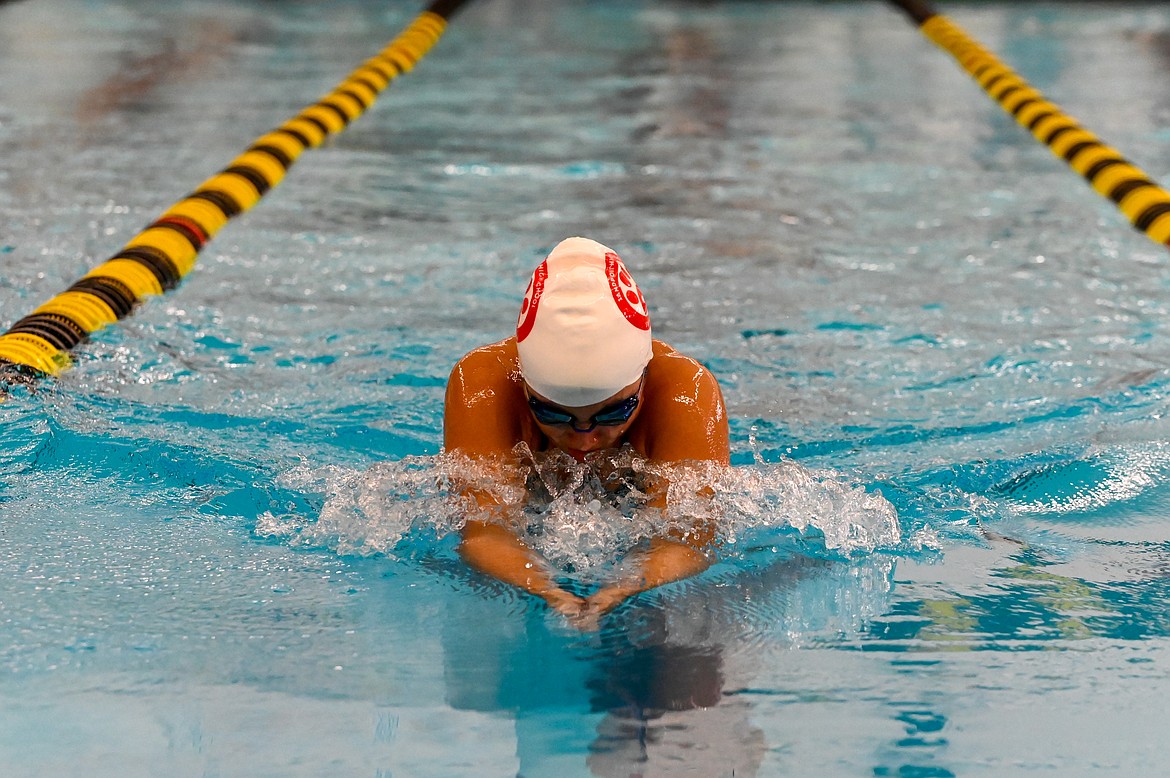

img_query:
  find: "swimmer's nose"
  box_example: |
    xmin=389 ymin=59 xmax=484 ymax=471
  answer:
xmin=574 ymin=436 xmax=603 ymax=451
xmin=565 ymin=430 xmax=604 ymax=451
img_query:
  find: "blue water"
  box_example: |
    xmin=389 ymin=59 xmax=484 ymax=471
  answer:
xmin=4 ymin=0 xmax=1170 ymax=775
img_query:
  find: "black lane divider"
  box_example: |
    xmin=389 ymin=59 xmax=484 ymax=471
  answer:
xmin=888 ymin=0 xmax=1170 ymax=250
xmin=0 ymin=0 xmax=473 ymax=385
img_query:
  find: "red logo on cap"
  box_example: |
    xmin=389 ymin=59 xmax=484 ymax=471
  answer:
xmin=516 ymin=260 xmax=548 ymax=343
xmin=605 ymin=252 xmax=650 ymax=331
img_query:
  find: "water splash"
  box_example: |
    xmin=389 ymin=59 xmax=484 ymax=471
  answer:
xmin=258 ymin=446 xmax=902 ymax=579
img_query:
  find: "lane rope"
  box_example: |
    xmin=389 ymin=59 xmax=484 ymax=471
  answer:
xmin=889 ymin=0 xmax=1170 ymax=250
xmin=0 ymin=0 xmax=471 ymax=383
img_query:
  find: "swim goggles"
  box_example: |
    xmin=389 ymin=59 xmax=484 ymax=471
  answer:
xmin=525 ymin=372 xmax=646 ymax=433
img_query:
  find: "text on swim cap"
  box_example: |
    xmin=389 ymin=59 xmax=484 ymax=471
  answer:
xmin=605 ymin=252 xmax=650 ymax=331
xmin=516 ymin=260 xmax=548 ymax=343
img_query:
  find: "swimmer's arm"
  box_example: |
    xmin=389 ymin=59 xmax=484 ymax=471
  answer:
xmin=444 ymin=344 xmax=584 ymax=614
xmin=585 ymin=354 xmax=729 ymax=617
xmin=459 ymin=520 xmax=584 ymax=615
xmin=451 ymin=475 xmax=584 ymax=616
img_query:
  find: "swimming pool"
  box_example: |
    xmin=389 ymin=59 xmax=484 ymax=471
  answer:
xmin=4 ymin=0 xmax=1170 ymax=774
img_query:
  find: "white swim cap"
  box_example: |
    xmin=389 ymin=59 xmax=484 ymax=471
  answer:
xmin=516 ymin=237 xmax=652 ymax=407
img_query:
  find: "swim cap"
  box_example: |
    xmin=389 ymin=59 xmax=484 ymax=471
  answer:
xmin=516 ymin=237 xmax=652 ymax=407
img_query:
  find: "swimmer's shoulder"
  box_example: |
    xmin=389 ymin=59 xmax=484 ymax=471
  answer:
xmin=648 ymin=339 xmax=721 ymax=389
xmin=634 ymin=340 xmax=728 ymax=462
xmin=449 ymin=337 xmax=522 ymax=387
xmin=446 ymin=337 xmax=526 ymax=420
xmin=445 ymin=337 xmax=532 ymax=454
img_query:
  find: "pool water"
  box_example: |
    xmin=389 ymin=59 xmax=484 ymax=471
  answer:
xmin=4 ymin=0 xmax=1170 ymax=774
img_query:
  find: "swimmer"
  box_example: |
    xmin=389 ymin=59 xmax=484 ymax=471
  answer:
xmin=444 ymin=237 xmax=730 ymax=627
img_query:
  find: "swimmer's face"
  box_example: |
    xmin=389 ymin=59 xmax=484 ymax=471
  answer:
xmin=525 ymin=374 xmax=646 ymax=462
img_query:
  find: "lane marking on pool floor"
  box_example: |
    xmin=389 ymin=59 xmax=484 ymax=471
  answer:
xmin=0 ymin=0 xmax=473 ymax=384
xmin=889 ymin=0 xmax=1170 ymax=251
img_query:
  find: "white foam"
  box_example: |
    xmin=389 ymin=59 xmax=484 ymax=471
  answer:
xmin=259 ymin=447 xmax=902 ymax=579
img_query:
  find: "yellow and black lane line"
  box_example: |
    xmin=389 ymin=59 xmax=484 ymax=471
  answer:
xmin=888 ymin=0 xmax=1170 ymax=250
xmin=0 ymin=0 xmax=472 ymax=384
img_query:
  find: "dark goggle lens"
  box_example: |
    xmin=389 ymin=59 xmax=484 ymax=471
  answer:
xmin=590 ymin=396 xmax=639 ymax=425
xmin=527 ymin=395 xmax=639 ymax=428
xmin=527 ymin=398 xmax=575 ymax=426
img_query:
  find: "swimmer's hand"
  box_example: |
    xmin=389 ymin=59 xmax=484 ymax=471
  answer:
xmin=577 ymin=538 xmax=714 ymax=630
xmin=585 ymin=584 xmax=639 ymax=617
xmin=543 ymin=588 xmax=587 ymax=619
xmin=550 ymin=585 xmax=633 ymax=632
xmin=554 ymin=582 xmax=646 ymax=631
xmin=547 ymin=588 xmax=617 ymax=631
